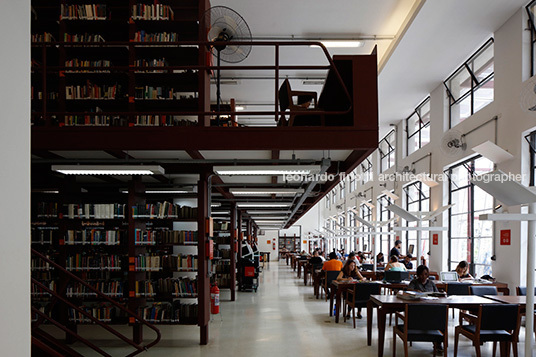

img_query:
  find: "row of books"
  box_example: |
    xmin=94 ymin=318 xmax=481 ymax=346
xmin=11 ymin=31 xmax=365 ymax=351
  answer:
xmin=66 ymin=82 xmax=120 ymax=100
xmin=60 ymin=4 xmax=108 ymax=20
xmin=213 ymin=275 xmax=231 ymax=289
xmin=139 ymin=301 xmax=197 ymax=324
xmin=134 ymin=86 xmax=196 ymax=100
xmin=134 ymin=115 xmax=197 ymax=126
xmin=66 ymin=254 xmax=121 ymax=271
xmin=65 ymin=229 xmax=124 ymax=245
xmin=31 ymin=33 xmax=55 ymax=43
xmin=213 ymin=261 xmax=231 ymax=274
xmin=133 ymin=31 xmax=178 ymax=42
xmin=131 ymin=202 xmax=181 ymax=219
xmin=134 ymin=277 xmax=197 ymax=297
xmin=131 ymin=4 xmax=174 ymax=21
xmin=133 ymin=254 xmax=198 ymax=271
xmin=64 ymin=114 xmax=123 ymax=126
xmin=68 ymin=304 xmax=114 ymax=323
xmin=31 ymin=281 xmax=55 ymax=296
xmin=63 ymin=33 xmax=105 ymax=43
xmin=31 ymin=256 xmax=54 ymax=271
xmin=134 ymin=229 xmax=197 ymax=245
xmin=65 ymin=59 xmax=111 ymax=72
xmin=37 ymin=202 xmax=59 ymax=218
xmin=31 ymin=227 xmax=58 ymax=245
xmin=31 ymin=89 xmax=59 ymax=101
xmin=65 ymin=203 xmax=126 ymax=219
xmin=66 ymin=280 xmax=123 ymax=298
xmin=134 ymin=58 xmax=168 ymax=69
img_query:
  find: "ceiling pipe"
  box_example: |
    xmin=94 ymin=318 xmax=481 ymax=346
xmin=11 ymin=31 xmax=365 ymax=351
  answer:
xmin=33 ymin=158 xmax=320 ymax=165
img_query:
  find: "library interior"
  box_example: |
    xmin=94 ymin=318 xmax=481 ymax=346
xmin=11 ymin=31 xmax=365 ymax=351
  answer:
xmin=6 ymin=0 xmax=536 ymax=356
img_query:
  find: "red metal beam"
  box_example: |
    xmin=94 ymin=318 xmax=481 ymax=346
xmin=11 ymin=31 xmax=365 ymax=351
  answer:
xmin=32 ymin=127 xmax=378 ymax=151
xmin=185 ymin=150 xmax=234 ymax=200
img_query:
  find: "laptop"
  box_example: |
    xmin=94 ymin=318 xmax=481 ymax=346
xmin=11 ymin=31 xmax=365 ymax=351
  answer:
xmin=384 ymin=270 xmax=410 ymax=283
xmin=440 ymin=271 xmax=459 ymax=282
xmin=408 ymin=244 xmax=415 ymax=255
xmin=361 ymin=263 xmax=373 ymax=271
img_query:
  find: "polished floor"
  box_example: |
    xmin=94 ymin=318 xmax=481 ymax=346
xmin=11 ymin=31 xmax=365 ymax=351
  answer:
xmin=70 ymin=261 xmax=534 ymax=356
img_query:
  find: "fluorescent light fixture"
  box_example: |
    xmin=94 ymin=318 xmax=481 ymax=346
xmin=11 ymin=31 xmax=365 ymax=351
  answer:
xmin=255 ymin=220 xmax=286 ymax=224
xmin=424 ymin=204 xmax=455 ymax=220
xmin=302 ymin=79 xmax=325 ymax=85
xmin=236 ymin=202 xmax=292 ymax=208
xmin=211 ymin=202 xmax=222 ymax=207
xmin=146 ymin=189 xmax=190 ymax=194
xmin=32 ymin=189 xmax=59 ymax=194
xmin=229 ymin=188 xmax=304 ymax=196
xmin=247 ymin=210 xmax=292 ymax=215
xmin=472 ymin=141 xmax=514 ymax=164
xmin=311 ymin=40 xmax=364 ymax=48
xmin=52 ymin=165 xmax=164 ymax=176
xmin=418 ymin=174 xmax=439 ymax=188
xmin=355 ymin=215 xmax=374 ymax=229
xmin=386 ymin=204 xmax=419 ymax=222
xmin=470 ymin=170 xmax=536 ymax=206
xmin=235 ymin=106 xmax=245 ymax=111
xmin=248 ymin=216 xmax=288 ymax=220
xmin=213 ymin=165 xmax=320 ymax=176
xmin=211 ymin=211 xmax=230 ymax=215
xmin=382 ymin=190 xmax=399 ymax=201
xmin=359 ymin=199 xmax=375 ymax=209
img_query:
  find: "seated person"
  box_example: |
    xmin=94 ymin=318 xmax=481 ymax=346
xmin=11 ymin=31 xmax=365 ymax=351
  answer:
xmin=390 ymin=240 xmax=405 ymax=259
xmin=455 ymin=260 xmax=473 ymax=281
xmin=403 ymin=254 xmax=413 ymax=270
xmin=385 ymin=255 xmax=407 ymax=271
xmin=407 ymin=265 xmax=442 ymax=353
xmin=344 ymin=252 xmax=361 ymax=267
xmin=309 ymin=250 xmax=324 ymax=266
xmin=337 ymin=259 xmax=366 ymax=319
xmin=376 ymin=252 xmax=385 ymax=264
xmin=322 ymin=252 xmax=343 ymax=271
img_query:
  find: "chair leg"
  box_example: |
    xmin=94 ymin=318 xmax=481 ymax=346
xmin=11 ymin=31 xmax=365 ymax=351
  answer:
xmin=475 ymin=343 xmax=481 ymax=357
xmin=392 ymin=328 xmax=396 ymax=357
xmin=512 ymin=339 xmax=518 ymax=357
xmin=403 ymin=340 xmax=409 ymax=357
xmin=352 ymin=306 xmax=356 ymax=329
xmin=454 ymin=329 xmax=459 ymax=357
xmin=492 ymin=341 xmax=496 ymax=357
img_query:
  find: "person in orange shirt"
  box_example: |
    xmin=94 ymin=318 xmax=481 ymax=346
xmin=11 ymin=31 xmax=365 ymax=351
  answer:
xmin=322 ymin=252 xmax=343 ymax=271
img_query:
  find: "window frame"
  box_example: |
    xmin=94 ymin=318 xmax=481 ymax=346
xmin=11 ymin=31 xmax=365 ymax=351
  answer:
xmin=403 ymin=181 xmax=430 ymax=258
xmin=406 ymin=97 xmax=431 ymax=156
xmin=379 ymin=130 xmax=396 ymax=172
xmin=378 ymin=194 xmax=394 ymax=257
xmin=360 ymin=202 xmax=372 ymax=251
xmin=361 ymin=158 xmax=373 ymax=185
xmin=527 ymin=0 xmax=536 ymax=76
xmin=443 ymin=38 xmax=494 ymax=128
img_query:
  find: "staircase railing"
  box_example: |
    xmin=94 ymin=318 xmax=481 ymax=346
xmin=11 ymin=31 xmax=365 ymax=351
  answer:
xmin=31 ymin=249 xmax=161 ymax=357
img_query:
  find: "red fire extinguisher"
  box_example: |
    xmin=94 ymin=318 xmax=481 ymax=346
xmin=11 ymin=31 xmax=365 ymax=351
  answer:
xmin=211 ymin=284 xmax=220 ymax=314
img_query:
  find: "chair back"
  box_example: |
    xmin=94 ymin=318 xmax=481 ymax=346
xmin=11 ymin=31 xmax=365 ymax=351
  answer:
xmin=384 ymin=270 xmax=409 ymax=282
xmin=480 ymin=304 xmax=519 ymax=331
xmin=406 ymin=304 xmax=448 ymax=332
xmin=469 ymin=285 xmax=497 ymax=296
xmin=446 ymin=282 xmax=471 ymax=295
xmin=312 ymin=263 xmax=323 ymax=271
xmin=516 ymin=286 xmax=536 ymax=296
xmin=354 ymin=283 xmax=381 ymax=303
xmin=361 ymin=263 xmax=373 ymax=271
xmin=278 ymin=79 xmax=291 ymax=112
xmin=324 ymin=270 xmax=340 ymax=288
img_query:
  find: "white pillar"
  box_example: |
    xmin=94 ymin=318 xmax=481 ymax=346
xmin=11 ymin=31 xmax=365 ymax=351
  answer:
xmin=526 ymin=203 xmax=535 ymax=357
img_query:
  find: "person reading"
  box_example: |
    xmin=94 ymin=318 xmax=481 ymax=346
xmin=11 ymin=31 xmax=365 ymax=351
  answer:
xmin=455 ymin=260 xmax=474 ymax=281
xmin=385 ymin=255 xmax=407 ymax=271
xmin=337 ymin=259 xmax=366 ymax=319
xmin=403 ymin=254 xmax=413 ymax=270
xmin=322 ymin=252 xmax=343 ymax=271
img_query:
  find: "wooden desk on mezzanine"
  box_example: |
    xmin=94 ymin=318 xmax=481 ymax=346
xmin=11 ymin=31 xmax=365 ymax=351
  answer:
xmin=368 ymin=295 xmax=503 ymax=357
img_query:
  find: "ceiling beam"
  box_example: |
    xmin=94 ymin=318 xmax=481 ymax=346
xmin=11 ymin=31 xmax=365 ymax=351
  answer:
xmin=32 ymin=150 xmax=64 ymax=159
xmin=185 ymin=150 xmax=234 ymax=200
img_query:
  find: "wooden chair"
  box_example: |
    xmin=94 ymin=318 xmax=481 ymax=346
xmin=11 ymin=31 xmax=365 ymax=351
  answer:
xmin=320 ymin=270 xmax=339 ymax=301
xmin=278 ymin=79 xmax=324 ymax=126
xmin=393 ymin=304 xmax=448 ymax=357
xmin=446 ymin=283 xmax=472 ymax=319
xmin=454 ymin=304 xmax=521 ymax=357
xmin=344 ymin=282 xmax=381 ymax=328
xmin=516 ymin=286 xmax=536 ymax=341
xmin=469 ymin=285 xmax=498 ymax=296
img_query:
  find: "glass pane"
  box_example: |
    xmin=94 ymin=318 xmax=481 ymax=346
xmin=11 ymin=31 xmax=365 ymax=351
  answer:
xmin=447 ymin=66 xmax=472 ymax=102
xmin=408 ymin=133 xmax=418 ymax=155
xmin=451 ymin=94 xmax=472 ymax=126
xmin=407 ymin=113 xmax=419 ymax=137
xmin=473 ymin=77 xmax=494 ymax=114
xmin=450 ymin=165 xmax=470 ymax=189
xmin=473 ymin=187 xmax=493 ymax=212
xmin=473 ymin=214 xmax=492 ymax=238
xmin=474 ymin=156 xmax=494 ymax=174
xmin=475 ymin=264 xmax=492 ymax=278
xmin=451 ymin=213 xmax=469 ymax=237
xmin=451 ymin=238 xmax=470 ymax=263
xmin=472 ymin=42 xmax=494 ymax=82
xmin=421 ymin=125 xmax=430 ymax=147
xmin=419 ymin=99 xmax=431 ymax=124
xmin=451 ymin=189 xmax=470 ymax=215
xmin=474 ymin=237 xmax=493 ymax=275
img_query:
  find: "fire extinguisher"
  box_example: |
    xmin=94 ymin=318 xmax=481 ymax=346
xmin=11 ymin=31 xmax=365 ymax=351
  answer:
xmin=210 ymin=284 xmax=220 ymax=314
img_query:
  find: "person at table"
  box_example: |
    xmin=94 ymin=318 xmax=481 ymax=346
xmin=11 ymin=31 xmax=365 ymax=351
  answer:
xmin=385 ymin=255 xmax=407 ymax=271
xmin=403 ymin=253 xmax=413 ymax=270
xmin=390 ymin=240 xmax=404 ymax=259
xmin=310 ymin=250 xmax=324 ymax=266
xmin=344 ymin=252 xmax=360 ymax=267
xmin=455 ymin=260 xmax=474 ymax=281
xmin=322 ymin=252 xmax=343 ymax=271
xmin=376 ymin=252 xmax=385 ymax=265
xmin=407 ymin=264 xmax=438 ymax=292
xmin=337 ymin=259 xmax=366 ymax=319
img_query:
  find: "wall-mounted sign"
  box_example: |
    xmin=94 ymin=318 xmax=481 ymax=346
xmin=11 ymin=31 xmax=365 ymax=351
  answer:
xmin=267 ymin=240 xmax=271 ymax=244
xmin=432 ymin=234 xmax=438 ymax=245
xmin=500 ymin=230 xmax=511 ymax=245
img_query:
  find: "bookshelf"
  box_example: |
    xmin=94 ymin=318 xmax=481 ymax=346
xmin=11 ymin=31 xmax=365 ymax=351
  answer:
xmin=31 ymin=0 xmax=210 ymax=128
xmin=212 ymin=221 xmax=233 ymax=291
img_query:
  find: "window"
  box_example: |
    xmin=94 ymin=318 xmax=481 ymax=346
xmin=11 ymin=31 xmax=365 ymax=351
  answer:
xmin=349 ymin=171 xmax=356 ymax=192
xmin=339 ymin=181 xmax=345 ymax=200
xmin=448 ymin=156 xmax=494 ymax=277
xmin=404 ymin=181 xmax=430 ymax=260
xmin=360 ymin=202 xmax=372 ymax=251
xmin=325 ymin=192 xmax=330 ymax=209
xmin=406 ymin=97 xmax=431 ymax=156
xmin=527 ymin=130 xmax=536 ymax=186
xmin=527 ymin=1 xmax=536 ymax=76
xmin=379 ymin=130 xmax=396 ymax=172
xmin=444 ymin=38 xmax=494 ymax=128
xmin=332 ymin=188 xmax=337 ymax=204
xmin=378 ymin=194 xmax=394 ymax=258
xmin=361 ymin=158 xmax=373 ymax=185
xmin=348 ymin=208 xmax=357 ymax=251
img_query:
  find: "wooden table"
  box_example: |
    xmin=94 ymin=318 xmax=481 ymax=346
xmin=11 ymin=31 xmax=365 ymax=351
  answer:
xmin=483 ymin=295 xmax=532 ymax=311
xmin=297 ymin=259 xmax=309 ymax=278
xmin=368 ymin=294 xmax=502 ymax=357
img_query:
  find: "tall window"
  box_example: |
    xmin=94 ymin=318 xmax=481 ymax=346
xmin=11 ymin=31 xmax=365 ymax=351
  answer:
xmin=404 ymin=181 xmax=430 ymax=260
xmin=379 ymin=130 xmax=396 ymax=172
xmin=360 ymin=203 xmax=372 ymax=251
xmin=361 ymin=158 xmax=373 ymax=185
xmin=527 ymin=1 xmax=536 ymax=75
xmin=348 ymin=208 xmax=356 ymax=251
xmin=325 ymin=192 xmax=330 ymax=209
xmin=349 ymin=171 xmax=356 ymax=192
xmin=339 ymin=181 xmax=345 ymax=200
xmin=448 ymin=156 xmax=494 ymax=277
xmin=527 ymin=130 xmax=536 ymax=186
xmin=378 ymin=194 xmax=394 ymax=258
xmin=444 ymin=38 xmax=494 ymax=128
xmin=332 ymin=188 xmax=337 ymax=204
xmin=406 ymin=97 xmax=431 ymax=156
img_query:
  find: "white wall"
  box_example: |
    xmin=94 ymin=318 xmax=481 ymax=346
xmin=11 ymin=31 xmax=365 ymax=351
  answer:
xmin=0 ymin=0 xmax=30 ymax=355
xmin=313 ymin=8 xmax=536 ymax=291
xmin=256 ymin=230 xmax=278 ymax=261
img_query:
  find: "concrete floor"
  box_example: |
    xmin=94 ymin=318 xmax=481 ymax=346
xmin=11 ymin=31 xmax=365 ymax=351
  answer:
xmin=68 ymin=261 xmax=535 ymax=356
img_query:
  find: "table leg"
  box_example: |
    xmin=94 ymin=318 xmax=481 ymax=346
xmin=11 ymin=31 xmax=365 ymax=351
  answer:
xmin=329 ymin=288 xmax=334 ymax=316
xmin=367 ymin=300 xmax=373 ymax=346
xmin=303 ymin=267 xmax=308 ymax=285
xmin=335 ymin=289 xmax=341 ymax=323
xmin=377 ymin=307 xmax=387 ymax=357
